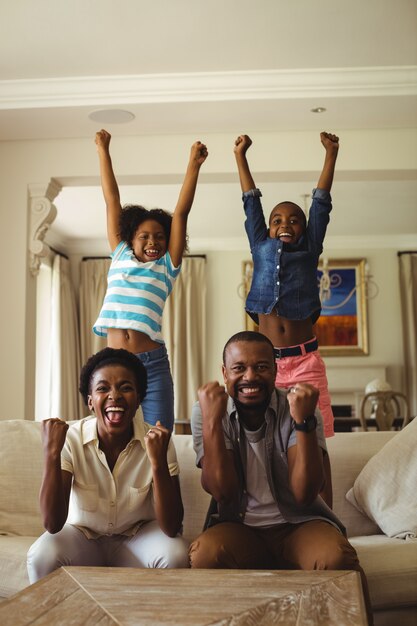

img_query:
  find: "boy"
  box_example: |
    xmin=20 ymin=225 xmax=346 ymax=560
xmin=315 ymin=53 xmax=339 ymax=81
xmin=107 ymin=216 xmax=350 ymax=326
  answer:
xmin=234 ymin=132 xmax=339 ymax=505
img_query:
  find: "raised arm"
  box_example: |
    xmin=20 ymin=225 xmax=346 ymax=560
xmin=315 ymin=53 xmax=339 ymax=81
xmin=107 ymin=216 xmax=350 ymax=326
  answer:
xmin=234 ymin=135 xmax=256 ymax=193
xmin=197 ymin=382 xmax=239 ymax=504
xmin=316 ymin=132 xmax=339 ymax=192
xmin=168 ymin=141 xmax=208 ymax=266
xmin=39 ymin=418 xmax=72 ymax=534
xmin=95 ymin=129 xmax=122 ymax=252
xmin=144 ymin=421 xmax=184 ymax=537
xmin=286 ymin=384 xmax=325 ymax=506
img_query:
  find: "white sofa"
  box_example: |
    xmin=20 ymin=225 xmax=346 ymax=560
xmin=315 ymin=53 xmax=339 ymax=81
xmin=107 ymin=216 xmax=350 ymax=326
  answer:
xmin=0 ymin=419 xmax=416 ymax=625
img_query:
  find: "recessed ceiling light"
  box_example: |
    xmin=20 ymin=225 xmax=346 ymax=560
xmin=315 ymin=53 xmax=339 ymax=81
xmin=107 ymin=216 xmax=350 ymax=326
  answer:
xmin=310 ymin=107 xmax=326 ymax=113
xmin=88 ymin=109 xmax=135 ymax=124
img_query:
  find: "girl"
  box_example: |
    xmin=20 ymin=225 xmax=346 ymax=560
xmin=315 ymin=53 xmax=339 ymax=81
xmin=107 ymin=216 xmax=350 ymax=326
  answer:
xmin=93 ymin=130 xmax=208 ymax=430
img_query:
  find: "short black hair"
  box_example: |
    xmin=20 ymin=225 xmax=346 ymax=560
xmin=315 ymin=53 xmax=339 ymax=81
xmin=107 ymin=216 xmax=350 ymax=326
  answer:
xmin=119 ymin=204 xmax=189 ymax=253
xmin=79 ymin=347 xmax=147 ymax=406
xmin=222 ymin=331 xmax=275 ymax=364
xmin=269 ymin=201 xmax=307 ymax=230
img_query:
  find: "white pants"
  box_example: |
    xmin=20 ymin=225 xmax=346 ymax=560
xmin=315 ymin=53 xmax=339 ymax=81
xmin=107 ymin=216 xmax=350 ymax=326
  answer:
xmin=27 ymin=520 xmax=189 ymax=583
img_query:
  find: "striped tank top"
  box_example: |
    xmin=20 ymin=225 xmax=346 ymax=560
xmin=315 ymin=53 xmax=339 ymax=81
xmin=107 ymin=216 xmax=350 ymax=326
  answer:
xmin=93 ymin=241 xmax=181 ymax=343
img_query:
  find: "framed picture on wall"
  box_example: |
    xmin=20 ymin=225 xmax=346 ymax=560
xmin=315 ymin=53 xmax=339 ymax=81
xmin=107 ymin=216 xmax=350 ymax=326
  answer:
xmin=242 ymin=258 xmax=369 ymax=356
xmin=315 ymin=258 xmax=369 ymax=356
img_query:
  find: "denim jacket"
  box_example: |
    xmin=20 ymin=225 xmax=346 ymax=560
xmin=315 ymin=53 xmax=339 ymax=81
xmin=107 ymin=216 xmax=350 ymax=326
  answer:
xmin=191 ymin=389 xmax=345 ymax=535
xmin=244 ymin=188 xmax=332 ymax=323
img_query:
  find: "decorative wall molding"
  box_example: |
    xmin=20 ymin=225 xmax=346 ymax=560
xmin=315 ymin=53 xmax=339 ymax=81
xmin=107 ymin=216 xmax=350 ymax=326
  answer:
xmin=28 ymin=179 xmax=61 ymax=276
xmin=323 ymin=234 xmax=417 ymax=251
xmin=2 ymin=66 xmax=416 ymax=109
xmin=50 ymin=233 xmax=417 ymax=257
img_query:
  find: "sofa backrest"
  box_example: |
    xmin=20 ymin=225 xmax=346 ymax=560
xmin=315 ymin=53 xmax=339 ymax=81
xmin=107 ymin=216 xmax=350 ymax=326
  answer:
xmin=0 ymin=420 xmax=44 ymax=537
xmin=327 ymin=431 xmax=397 ymax=537
xmin=0 ymin=420 xmax=211 ymax=542
xmin=176 ymin=431 xmax=399 ymax=540
xmin=0 ymin=420 xmax=398 ymax=541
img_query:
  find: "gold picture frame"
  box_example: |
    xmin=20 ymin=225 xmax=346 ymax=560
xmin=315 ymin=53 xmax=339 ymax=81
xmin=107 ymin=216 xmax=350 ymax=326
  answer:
xmin=242 ymin=258 xmax=369 ymax=356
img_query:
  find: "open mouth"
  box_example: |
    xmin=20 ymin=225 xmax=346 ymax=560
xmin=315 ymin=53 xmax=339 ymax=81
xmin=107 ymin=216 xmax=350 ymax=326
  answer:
xmin=238 ymin=385 xmax=263 ymax=398
xmin=104 ymin=406 xmax=125 ymax=424
xmin=278 ymin=232 xmax=293 ymax=241
xmin=144 ymin=248 xmax=160 ymax=259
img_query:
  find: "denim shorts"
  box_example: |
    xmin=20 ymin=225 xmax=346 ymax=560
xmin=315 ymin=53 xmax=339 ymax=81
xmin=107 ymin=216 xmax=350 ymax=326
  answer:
xmin=135 ymin=344 xmax=174 ymax=431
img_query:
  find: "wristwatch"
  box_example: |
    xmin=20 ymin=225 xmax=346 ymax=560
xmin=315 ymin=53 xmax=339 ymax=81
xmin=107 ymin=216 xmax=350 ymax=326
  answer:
xmin=293 ymin=415 xmax=317 ymax=433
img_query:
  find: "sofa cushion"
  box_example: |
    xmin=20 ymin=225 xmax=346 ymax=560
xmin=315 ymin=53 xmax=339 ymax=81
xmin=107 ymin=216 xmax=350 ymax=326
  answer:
xmin=327 ymin=432 xmax=395 ymax=537
xmin=0 ymin=420 xmax=44 ymax=537
xmin=350 ymin=535 xmax=417 ymax=610
xmin=0 ymin=536 xmax=34 ymax=597
xmin=346 ymin=419 xmax=417 ymax=539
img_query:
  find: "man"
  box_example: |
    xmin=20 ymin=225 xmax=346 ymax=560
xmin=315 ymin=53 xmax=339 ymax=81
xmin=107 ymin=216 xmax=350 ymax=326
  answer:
xmin=190 ymin=331 xmax=372 ymax=624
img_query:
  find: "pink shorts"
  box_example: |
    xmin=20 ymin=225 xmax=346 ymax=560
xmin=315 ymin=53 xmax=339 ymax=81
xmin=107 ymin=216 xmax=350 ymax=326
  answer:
xmin=275 ymin=341 xmax=334 ymax=438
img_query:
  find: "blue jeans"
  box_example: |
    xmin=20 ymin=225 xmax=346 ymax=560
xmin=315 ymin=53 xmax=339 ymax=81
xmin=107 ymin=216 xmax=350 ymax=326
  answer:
xmin=136 ymin=344 xmax=174 ymax=431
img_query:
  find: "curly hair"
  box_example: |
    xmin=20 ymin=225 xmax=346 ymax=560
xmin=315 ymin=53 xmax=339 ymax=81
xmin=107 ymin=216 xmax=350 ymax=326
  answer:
xmin=79 ymin=347 xmax=147 ymax=406
xmin=119 ymin=204 xmax=189 ymax=253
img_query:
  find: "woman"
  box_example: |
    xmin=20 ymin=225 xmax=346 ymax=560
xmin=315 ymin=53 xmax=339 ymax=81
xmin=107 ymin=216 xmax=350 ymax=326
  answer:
xmin=27 ymin=348 xmax=188 ymax=582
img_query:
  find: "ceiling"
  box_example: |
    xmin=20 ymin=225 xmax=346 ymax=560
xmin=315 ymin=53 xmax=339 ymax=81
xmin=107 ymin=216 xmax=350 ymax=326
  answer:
xmin=1 ymin=0 xmax=416 ymax=253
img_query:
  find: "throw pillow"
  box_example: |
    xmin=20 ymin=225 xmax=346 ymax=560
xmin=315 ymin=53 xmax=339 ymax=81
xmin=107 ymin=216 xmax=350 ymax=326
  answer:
xmin=346 ymin=417 xmax=417 ymax=539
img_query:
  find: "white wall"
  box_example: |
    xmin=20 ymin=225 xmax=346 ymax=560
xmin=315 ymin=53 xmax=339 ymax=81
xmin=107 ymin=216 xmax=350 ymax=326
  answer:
xmin=205 ymin=250 xmax=250 ymax=381
xmin=0 ymin=129 xmax=414 ymax=420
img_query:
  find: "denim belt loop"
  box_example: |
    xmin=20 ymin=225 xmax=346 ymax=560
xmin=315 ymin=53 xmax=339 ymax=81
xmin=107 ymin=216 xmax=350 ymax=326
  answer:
xmin=135 ymin=344 xmax=166 ymax=363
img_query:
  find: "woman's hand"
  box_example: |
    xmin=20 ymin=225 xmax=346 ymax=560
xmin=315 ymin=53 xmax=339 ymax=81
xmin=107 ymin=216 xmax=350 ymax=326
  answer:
xmin=39 ymin=418 xmax=71 ymax=534
xmin=145 ymin=421 xmax=183 ymax=536
xmin=41 ymin=418 xmax=68 ymax=459
xmin=144 ymin=421 xmax=170 ymax=468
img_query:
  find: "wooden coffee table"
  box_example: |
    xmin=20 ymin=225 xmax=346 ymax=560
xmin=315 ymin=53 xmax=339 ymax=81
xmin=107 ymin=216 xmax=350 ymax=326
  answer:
xmin=0 ymin=567 xmax=367 ymax=625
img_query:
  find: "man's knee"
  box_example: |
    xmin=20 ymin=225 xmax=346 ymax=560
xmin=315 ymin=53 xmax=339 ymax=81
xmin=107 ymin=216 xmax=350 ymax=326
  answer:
xmin=189 ymin=524 xmax=266 ymax=569
xmin=287 ymin=522 xmax=361 ymax=572
xmin=189 ymin=525 xmax=244 ymax=569
xmin=314 ymin=537 xmax=360 ymax=571
xmin=189 ymin=531 xmax=224 ymax=568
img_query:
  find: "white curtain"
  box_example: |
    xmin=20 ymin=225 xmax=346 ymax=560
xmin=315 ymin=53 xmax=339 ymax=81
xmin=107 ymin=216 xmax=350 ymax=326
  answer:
xmin=399 ymin=252 xmax=417 ymax=415
xmin=79 ymin=258 xmax=110 ymax=367
xmin=36 ymin=256 xmax=109 ymax=421
xmin=51 ymin=254 xmax=83 ymax=419
xmin=35 ymin=257 xmax=53 ymax=421
xmin=163 ymin=256 xmax=207 ymax=423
